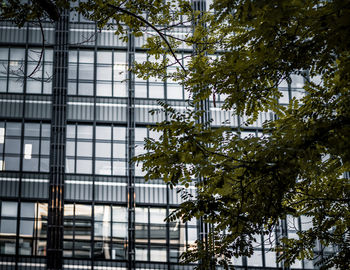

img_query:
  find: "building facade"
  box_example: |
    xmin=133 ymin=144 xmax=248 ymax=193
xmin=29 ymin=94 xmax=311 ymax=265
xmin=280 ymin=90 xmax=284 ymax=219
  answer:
xmin=0 ymin=1 xmax=326 ymax=270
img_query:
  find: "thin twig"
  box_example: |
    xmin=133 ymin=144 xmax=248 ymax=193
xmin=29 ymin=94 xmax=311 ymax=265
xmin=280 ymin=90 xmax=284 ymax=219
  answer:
xmin=27 ymin=18 xmax=45 ymax=78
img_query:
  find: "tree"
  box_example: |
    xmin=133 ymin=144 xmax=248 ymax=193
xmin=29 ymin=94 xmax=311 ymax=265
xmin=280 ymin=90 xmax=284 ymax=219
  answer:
xmin=133 ymin=0 xmax=350 ymax=269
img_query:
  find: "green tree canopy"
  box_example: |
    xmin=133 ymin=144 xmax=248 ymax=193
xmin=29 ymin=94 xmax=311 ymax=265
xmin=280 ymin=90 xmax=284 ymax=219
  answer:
xmin=133 ymin=0 xmax=350 ymax=269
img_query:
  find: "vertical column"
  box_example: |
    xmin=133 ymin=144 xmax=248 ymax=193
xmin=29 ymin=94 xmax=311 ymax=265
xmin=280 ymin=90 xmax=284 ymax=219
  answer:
xmin=192 ymin=0 xmax=213 ymax=268
xmin=47 ymin=9 xmax=69 ymax=270
xmin=127 ymin=30 xmax=136 ymax=270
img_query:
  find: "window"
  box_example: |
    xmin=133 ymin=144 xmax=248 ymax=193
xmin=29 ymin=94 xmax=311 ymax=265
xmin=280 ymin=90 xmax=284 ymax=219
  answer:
xmin=65 ymin=124 xmax=126 ymax=175
xmin=0 ymin=201 xmax=47 ymax=256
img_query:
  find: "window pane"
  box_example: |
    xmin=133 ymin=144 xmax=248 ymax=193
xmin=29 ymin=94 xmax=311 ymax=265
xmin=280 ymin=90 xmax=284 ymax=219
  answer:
xmin=113 ymin=127 xmax=126 ymax=141
xmin=112 ymin=207 xmax=127 ymax=222
xmin=95 ymin=160 xmax=111 ymax=175
xmin=96 ymin=82 xmax=112 ymax=96
xmin=24 ymin=123 xmax=40 ymax=137
xmin=79 ymin=50 xmax=94 ymax=63
xmin=21 ymin=202 xmax=35 ymax=218
xmin=135 ymin=128 xmax=147 ymax=142
xmin=23 ymin=157 xmax=39 ymax=171
xmin=113 ymin=143 xmax=125 ymax=159
xmin=0 ymin=219 xmax=17 ymax=234
xmin=97 ymin=51 xmax=112 ymax=64
xmin=78 ymin=82 xmax=93 ymax=96
xmin=97 ymin=66 xmax=112 ymax=81
xmin=135 ymin=208 xmax=148 ymax=223
xmin=113 ymin=82 xmax=127 ymax=97
xmin=150 ymin=247 xmax=166 ymax=262
xmin=79 ymin=64 xmax=94 ymax=80
xmin=135 ymin=84 xmax=147 ymax=98
xmin=77 ymin=141 xmax=92 ymax=157
xmin=5 ymin=139 xmax=21 ymax=154
xmin=20 ymin=220 xmax=34 ymax=236
xmin=66 ymin=125 xmax=76 ymax=138
xmin=96 ymin=126 xmax=111 ymax=140
xmin=4 ymin=156 xmax=20 ymax=170
xmin=95 ymin=142 xmax=111 ymax=158
xmin=149 ymin=84 xmax=164 ymax=99
xmin=8 ymin=78 xmax=23 ymax=93
xmin=41 ymin=124 xmax=51 ymax=137
xmin=150 ymin=208 xmax=166 ymax=224
xmin=95 ymin=206 xmax=110 ymax=222
xmin=76 ymin=159 xmax=92 ymax=174
xmin=77 ymin=125 xmax=92 ymax=139
xmin=112 ymin=161 xmax=125 ymax=175
xmin=1 ymin=202 xmax=18 ymax=217
xmin=6 ymin=123 xmax=21 ymax=136
xmin=66 ymin=141 xmax=75 ymax=156
xmin=112 ymin=223 xmax=127 ymax=239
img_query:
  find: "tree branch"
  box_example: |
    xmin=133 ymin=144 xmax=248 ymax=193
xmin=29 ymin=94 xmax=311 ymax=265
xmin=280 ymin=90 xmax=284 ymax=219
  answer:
xmin=106 ymin=3 xmax=186 ymax=73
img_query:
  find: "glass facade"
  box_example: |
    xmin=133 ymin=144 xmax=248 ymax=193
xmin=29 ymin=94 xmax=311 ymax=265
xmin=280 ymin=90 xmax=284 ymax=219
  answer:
xmin=0 ymin=1 xmax=322 ymax=270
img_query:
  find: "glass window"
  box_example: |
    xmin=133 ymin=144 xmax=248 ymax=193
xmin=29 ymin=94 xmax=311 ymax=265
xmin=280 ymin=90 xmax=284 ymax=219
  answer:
xmin=67 ymin=125 xmax=76 ymax=138
xmin=1 ymin=202 xmax=18 ymax=217
xmin=113 ymin=82 xmax=127 ymax=97
xmin=96 ymin=126 xmax=111 ymax=140
xmin=41 ymin=124 xmax=50 ymax=137
xmin=20 ymin=220 xmax=34 ymax=236
xmin=112 ymin=161 xmax=125 ymax=175
xmin=4 ymin=156 xmax=20 ymax=170
xmin=95 ymin=205 xmax=111 ymax=222
xmin=0 ymin=219 xmax=17 ymax=234
xmin=77 ymin=141 xmax=92 ymax=157
xmin=97 ymin=66 xmax=112 ymax=81
xmin=78 ymin=82 xmax=93 ymax=96
xmin=149 ymin=84 xmax=164 ymax=99
xmin=6 ymin=123 xmax=21 ymax=136
xmin=135 ymin=208 xmax=148 ymax=223
xmin=95 ymin=143 xmax=111 ymax=158
xmin=167 ymin=84 xmax=183 ymax=99
xmin=23 ymin=157 xmax=39 ymax=171
xmin=4 ymin=139 xmax=20 ymax=154
xmin=95 ymin=160 xmax=111 ymax=175
xmin=135 ymin=84 xmax=147 ymax=98
xmin=113 ymin=143 xmax=126 ymax=159
xmin=135 ymin=128 xmax=147 ymax=142
xmin=77 ymin=126 xmax=93 ymax=139
xmin=76 ymin=159 xmax=92 ymax=174
xmin=135 ymin=246 xmax=148 ymax=261
xmin=150 ymin=247 xmax=166 ymax=262
xmin=79 ymin=64 xmax=94 ymax=80
xmin=8 ymin=78 xmax=23 ymax=93
xmin=75 ymin=204 xmax=92 ymax=219
xmin=21 ymin=202 xmax=35 ymax=218
xmin=112 ymin=207 xmax=127 ymax=222
xmin=97 ymin=51 xmax=112 ymax=64
xmin=79 ymin=50 xmax=94 ymax=63
xmin=113 ymin=127 xmax=126 ymax=141
xmin=150 ymin=208 xmax=166 ymax=224
xmin=96 ymin=82 xmax=112 ymax=96
xmin=66 ymin=141 xmax=75 ymax=156
xmin=40 ymin=140 xmax=50 ymax=155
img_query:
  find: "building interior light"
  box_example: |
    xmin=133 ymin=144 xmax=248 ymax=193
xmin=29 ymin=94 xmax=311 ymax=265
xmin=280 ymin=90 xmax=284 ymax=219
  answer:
xmin=24 ymin=144 xmax=32 ymax=159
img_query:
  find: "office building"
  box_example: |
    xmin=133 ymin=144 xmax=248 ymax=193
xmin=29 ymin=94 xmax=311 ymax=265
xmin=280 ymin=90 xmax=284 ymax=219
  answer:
xmin=0 ymin=1 xmax=325 ymax=269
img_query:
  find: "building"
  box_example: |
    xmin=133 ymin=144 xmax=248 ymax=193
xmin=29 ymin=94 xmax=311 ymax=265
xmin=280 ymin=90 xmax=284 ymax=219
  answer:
xmin=0 ymin=1 xmax=324 ymax=270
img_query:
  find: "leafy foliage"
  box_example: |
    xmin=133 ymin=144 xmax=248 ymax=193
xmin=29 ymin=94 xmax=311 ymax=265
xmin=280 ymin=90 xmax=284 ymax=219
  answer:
xmin=134 ymin=0 xmax=350 ymax=269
